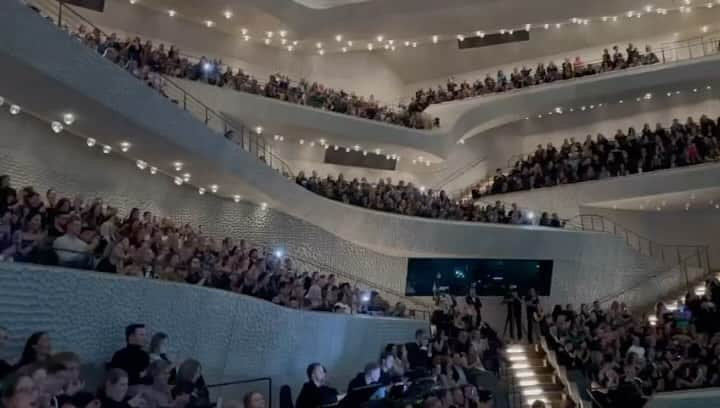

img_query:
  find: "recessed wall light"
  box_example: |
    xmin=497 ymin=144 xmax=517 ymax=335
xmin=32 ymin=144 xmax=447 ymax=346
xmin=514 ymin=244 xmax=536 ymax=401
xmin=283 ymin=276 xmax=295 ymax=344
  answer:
xmin=173 ymin=161 xmax=183 ymax=171
xmin=174 ymin=177 xmax=183 ymax=186
xmin=102 ymin=145 xmax=112 ymax=154
xmin=233 ymin=195 xmax=241 ymax=203
xmin=260 ymin=202 xmax=268 ymax=209
xmin=279 ymin=30 xmax=287 ymax=37
xmin=168 ymin=9 xmax=176 ymax=17
xmin=376 ymin=35 xmax=384 ymax=42
xmin=86 ymin=138 xmax=96 ymax=147
xmin=62 ymin=113 xmax=75 ymax=125
xmin=204 ymin=20 xmax=214 ymax=28
xmin=210 ymin=185 xmax=219 ymax=193
xmin=9 ymin=104 xmax=21 ymax=115
xmin=120 ymin=141 xmax=131 ymax=152
xmin=136 ymin=160 xmax=147 ymax=170
xmin=149 ymin=167 xmax=157 ymax=175
xmin=182 ymin=173 xmax=191 ymax=182
xmin=335 ymin=34 xmax=343 ymax=42
xmin=198 ymin=187 xmax=206 ymax=195
xmin=51 ymin=121 xmax=63 ymax=134
xmin=431 ymin=35 xmax=438 ymax=43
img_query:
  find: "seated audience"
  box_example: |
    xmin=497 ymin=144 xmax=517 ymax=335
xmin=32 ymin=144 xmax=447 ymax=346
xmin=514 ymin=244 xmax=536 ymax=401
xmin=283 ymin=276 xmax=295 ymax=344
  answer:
xmin=467 ymin=114 xmax=720 ymax=198
xmin=295 ymin=172 xmax=556 ymax=227
xmin=295 ymin=363 xmax=338 ymax=408
xmin=0 ymin=373 xmax=38 ymax=408
xmin=15 ymin=331 xmax=52 ymax=370
xmin=347 ymin=362 xmax=382 ymax=392
xmin=541 ymin=279 xmax=720 ymax=406
xmin=0 ymin=176 xmax=412 ymax=318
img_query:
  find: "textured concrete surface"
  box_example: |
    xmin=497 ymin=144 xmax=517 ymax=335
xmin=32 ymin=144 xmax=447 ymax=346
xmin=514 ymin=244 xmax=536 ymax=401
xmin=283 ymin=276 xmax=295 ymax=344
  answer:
xmin=0 ymin=262 xmax=427 ymax=402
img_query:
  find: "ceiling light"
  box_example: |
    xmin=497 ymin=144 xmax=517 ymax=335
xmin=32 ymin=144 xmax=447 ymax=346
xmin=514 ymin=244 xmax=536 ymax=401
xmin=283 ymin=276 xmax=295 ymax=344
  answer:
xmin=316 ymin=42 xmax=323 ymax=49
xmin=571 ymin=17 xmax=578 ymax=23
xmin=299 ymin=139 xmax=304 ymax=145
xmin=404 ymin=41 xmax=410 ymax=47
xmin=129 ymin=0 xmax=137 ymax=4
xmin=643 ymin=92 xmax=652 ymax=100
xmin=499 ymin=29 xmax=505 ymax=34
xmin=676 ymin=90 xmax=681 ymax=94
xmin=432 ymin=35 xmax=439 ymax=43
xmin=353 ymin=145 xmax=360 ymax=151
xmin=684 ymin=0 xmax=691 ymax=4
xmin=198 ymin=187 xmax=206 ymax=195
xmin=644 ymin=4 xmax=653 ymax=12
xmin=667 ymin=91 xmax=672 ymax=96
xmin=173 ymin=177 xmax=183 ymax=186
xmin=475 ymin=30 xmax=484 ymax=37
xmin=255 ymin=126 xmax=263 ymax=134
xmin=384 ymin=44 xmax=390 ymax=50
xmin=9 ymin=104 xmax=21 ymax=115
xmin=388 ymin=39 xmax=394 ymax=45
xmin=279 ymin=30 xmax=287 ymax=37
xmin=210 ymin=185 xmax=219 ymax=193
xmin=204 ymin=20 xmax=214 ymax=28
xmin=243 ymin=35 xmax=250 ymax=41
xmin=627 ymin=11 xmax=634 ymax=17
xmin=50 ymin=121 xmax=63 ymax=134
xmin=266 ymin=31 xmax=274 ymax=38
xmin=120 ymin=141 xmax=131 ymax=152
xmin=264 ymin=38 xmax=271 ymax=45
xmin=341 ymin=47 xmax=348 ymax=53
xmin=168 ymin=9 xmax=176 ymax=17
xmin=182 ymin=173 xmax=191 ymax=182
xmin=318 ymin=49 xmax=325 ymax=55
xmin=580 ymin=106 xmax=586 ymax=111
xmin=281 ymin=38 xmax=287 ymax=45
xmin=223 ymin=10 xmax=233 ymax=19
xmin=376 ymin=35 xmax=384 ymax=42
xmin=525 ymin=24 xmax=531 ymax=31
xmin=293 ymin=40 xmax=299 ymax=45
xmin=618 ymin=100 xmax=623 ymax=104
xmin=390 ymin=45 xmax=396 ymax=51
xmin=173 ymin=161 xmax=183 ymax=171
xmin=233 ymin=195 xmax=241 ymax=203
xmin=555 ymin=23 xmax=561 ymax=29
xmin=367 ymin=43 xmax=373 ymax=51
xmin=375 ymin=148 xmax=381 ymax=154
xmin=319 ymin=138 xmax=326 ymax=144
xmin=709 ymin=2 xmax=714 ymax=8
xmin=309 ymin=141 xmax=316 ymax=147
xmin=538 ymin=114 xmax=543 ymax=118
xmin=241 ymin=28 xmax=248 ymax=35
xmin=707 ymin=85 xmax=712 ymax=90
xmin=543 ymin=23 xmax=549 ymax=29
xmin=701 ymin=26 xmax=709 ymax=33
xmin=425 ymin=161 xmax=430 ymax=167
xmin=693 ymin=88 xmax=698 ymax=92
xmin=347 ymin=40 xmax=353 ymax=46
xmin=333 ymin=145 xmax=339 ymax=151
xmin=459 ymin=139 xmax=465 ymax=144
xmin=61 ymin=113 xmax=75 ymax=125
xmin=86 ymin=138 xmax=96 ymax=147
xmin=136 ymin=160 xmax=147 ymax=170
xmin=345 ymin=147 xmax=350 ymax=152
xmin=0 ymin=97 xmax=4 ymax=107
xmin=362 ymin=151 xmax=368 ymax=156
xmin=411 ymin=42 xmax=417 ymax=47
xmin=260 ymin=202 xmax=268 ymax=209
xmin=149 ymin=166 xmax=157 ymax=175
xmin=612 ymin=16 xmax=618 ymax=21
xmin=335 ymin=34 xmax=343 ymax=42
xmin=102 ymin=145 xmax=112 ymax=154
xmin=287 ymin=46 xmax=294 ymax=52
xmin=385 ymin=154 xmax=391 ymax=159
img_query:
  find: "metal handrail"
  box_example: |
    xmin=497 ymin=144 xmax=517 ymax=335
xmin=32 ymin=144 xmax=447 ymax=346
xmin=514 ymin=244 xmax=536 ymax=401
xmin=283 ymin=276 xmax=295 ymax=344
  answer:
xmin=33 ymin=0 xmax=294 ymax=177
xmin=570 ymin=213 xmax=710 ymax=272
xmin=207 ymin=377 xmax=272 ymax=408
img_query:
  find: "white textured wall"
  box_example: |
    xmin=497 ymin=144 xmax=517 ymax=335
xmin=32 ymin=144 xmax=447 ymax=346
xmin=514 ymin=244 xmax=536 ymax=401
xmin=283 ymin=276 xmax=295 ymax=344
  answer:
xmin=0 ymin=263 xmax=426 ymax=403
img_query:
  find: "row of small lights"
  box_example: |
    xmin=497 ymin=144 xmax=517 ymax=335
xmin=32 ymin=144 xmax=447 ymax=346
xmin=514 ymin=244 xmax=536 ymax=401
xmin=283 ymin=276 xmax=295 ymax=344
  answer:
xmin=612 ymin=193 xmax=720 ymax=211
xmin=524 ymin=84 xmax=713 ymax=121
xmin=1 ymin=97 xmax=269 ymax=209
xmin=262 ymin=126 xmax=435 ymax=166
xmin=134 ymin=0 xmax=718 ymax=54
xmin=506 ymin=345 xmax=550 ymax=406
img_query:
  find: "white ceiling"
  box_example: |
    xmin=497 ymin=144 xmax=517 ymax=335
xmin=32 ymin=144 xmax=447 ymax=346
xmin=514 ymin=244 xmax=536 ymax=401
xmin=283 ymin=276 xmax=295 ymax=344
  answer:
xmin=291 ymin=0 xmax=372 ymax=9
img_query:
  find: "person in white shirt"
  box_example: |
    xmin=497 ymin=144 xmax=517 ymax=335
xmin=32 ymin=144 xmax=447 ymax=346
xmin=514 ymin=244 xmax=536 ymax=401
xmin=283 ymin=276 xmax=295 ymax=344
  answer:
xmin=627 ymin=336 xmax=645 ymax=361
xmin=53 ymin=216 xmax=98 ymax=268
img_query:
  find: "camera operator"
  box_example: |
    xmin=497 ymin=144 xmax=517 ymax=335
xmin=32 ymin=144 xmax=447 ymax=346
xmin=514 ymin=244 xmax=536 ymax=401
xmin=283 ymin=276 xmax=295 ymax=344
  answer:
xmin=502 ymin=285 xmax=523 ymax=341
xmin=524 ymin=288 xmax=540 ymax=343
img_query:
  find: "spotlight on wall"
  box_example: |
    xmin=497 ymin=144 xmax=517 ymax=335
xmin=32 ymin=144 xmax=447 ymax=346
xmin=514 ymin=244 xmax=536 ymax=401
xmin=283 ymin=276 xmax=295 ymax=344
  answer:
xmin=255 ymin=126 xmax=263 ymax=134
xmin=168 ymin=9 xmax=176 ymax=17
xmin=376 ymin=35 xmax=384 ymax=42
xmin=198 ymin=187 xmax=206 ymax=195
xmin=149 ymin=166 xmax=157 ymax=175
xmin=204 ymin=20 xmax=214 ymax=28
xmin=223 ymin=10 xmax=233 ymax=19
xmin=102 ymin=145 xmax=112 ymax=154
xmin=51 ymin=121 xmax=64 ymax=134
xmin=136 ymin=160 xmax=147 ymax=170
xmin=9 ymin=104 xmax=21 ymax=115
xmin=260 ymin=202 xmax=268 ymax=209
xmin=86 ymin=138 xmax=96 ymax=147
xmin=210 ymin=184 xmax=219 ymax=193
xmin=335 ymin=34 xmax=343 ymax=42
xmin=120 ymin=141 xmax=131 ymax=152
xmin=173 ymin=161 xmax=183 ymax=171
xmin=279 ymin=30 xmax=287 ymax=37
xmin=432 ymin=35 xmax=438 ymax=43
xmin=173 ymin=177 xmax=183 ymax=186
xmin=233 ymin=195 xmax=242 ymax=203
xmin=182 ymin=173 xmax=191 ymax=182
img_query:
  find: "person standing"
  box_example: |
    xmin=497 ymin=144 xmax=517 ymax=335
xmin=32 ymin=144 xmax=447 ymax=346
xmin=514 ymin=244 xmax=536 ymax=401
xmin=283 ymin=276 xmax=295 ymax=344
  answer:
xmin=503 ymin=286 xmax=523 ymax=341
xmin=525 ymin=288 xmax=540 ymax=343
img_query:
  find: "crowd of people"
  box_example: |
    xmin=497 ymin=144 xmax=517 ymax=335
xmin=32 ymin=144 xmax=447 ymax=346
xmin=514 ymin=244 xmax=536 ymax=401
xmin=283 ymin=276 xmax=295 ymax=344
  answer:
xmin=295 ymin=172 xmax=564 ymax=227
xmin=540 ymin=278 xmax=720 ymax=407
xmin=472 ymin=114 xmax=720 ymax=197
xmin=409 ymin=44 xmax=660 ymax=111
xmin=65 ymin=24 xmax=435 ymax=130
xmin=0 ymin=175 xmax=412 ymax=318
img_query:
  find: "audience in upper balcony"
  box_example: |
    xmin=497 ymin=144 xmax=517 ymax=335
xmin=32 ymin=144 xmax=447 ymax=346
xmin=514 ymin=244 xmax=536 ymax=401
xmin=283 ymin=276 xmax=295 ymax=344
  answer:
xmin=294 ymin=171 xmax=564 ymax=227
xmin=471 ymin=114 xmax=720 ymax=198
xmin=542 ymin=279 xmax=720 ymax=406
xmin=0 ymin=177 xmax=411 ymax=318
xmin=410 ymin=43 xmax=660 ymax=111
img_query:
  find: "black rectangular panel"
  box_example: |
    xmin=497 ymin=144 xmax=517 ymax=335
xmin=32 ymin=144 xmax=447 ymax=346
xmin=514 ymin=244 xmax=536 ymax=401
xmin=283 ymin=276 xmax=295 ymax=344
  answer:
xmin=405 ymin=258 xmax=553 ymax=296
xmin=324 ymin=148 xmax=397 ymax=171
xmin=458 ymin=31 xmax=529 ymax=49
xmin=62 ymin=0 xmax=105 ymax=12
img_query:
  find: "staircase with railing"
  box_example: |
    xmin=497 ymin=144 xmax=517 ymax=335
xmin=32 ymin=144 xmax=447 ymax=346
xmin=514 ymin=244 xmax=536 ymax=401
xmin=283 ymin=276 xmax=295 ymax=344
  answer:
xmin=23 ymin=0 xmax=434 ymax=317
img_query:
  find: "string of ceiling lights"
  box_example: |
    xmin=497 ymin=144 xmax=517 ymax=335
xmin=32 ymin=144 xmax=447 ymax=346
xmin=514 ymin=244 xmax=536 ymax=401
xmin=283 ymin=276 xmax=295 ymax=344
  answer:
xmin=127 ymin=0 xmax=719 ymax=55
xmin=0 ymin=95 xmax=269 ymax=208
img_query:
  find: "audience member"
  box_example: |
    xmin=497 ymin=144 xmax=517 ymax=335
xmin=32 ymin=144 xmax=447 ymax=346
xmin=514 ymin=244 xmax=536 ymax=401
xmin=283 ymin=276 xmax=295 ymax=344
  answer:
xmin=295 ymin=363 xmax=338 ymax=408
xmin=15 ymin=331 xmax=52 ymax=370
xmin=0 ymin=326 xmax=12 ymax=379
xmin=0 ymin=373 xmax=38 ymax=408
xmin=242 ymin=392 xmax=266 ymax=408
xmin=347 ymin=362 xmax=382 ymax=392
xmin=110 ymin=324 xmax=150 ymax=387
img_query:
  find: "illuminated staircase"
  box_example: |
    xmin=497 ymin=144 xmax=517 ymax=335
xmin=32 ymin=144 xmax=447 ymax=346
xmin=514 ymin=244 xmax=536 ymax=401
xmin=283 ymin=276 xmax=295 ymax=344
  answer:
xmin=504 ymin=344 xmax=574 ymax=408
